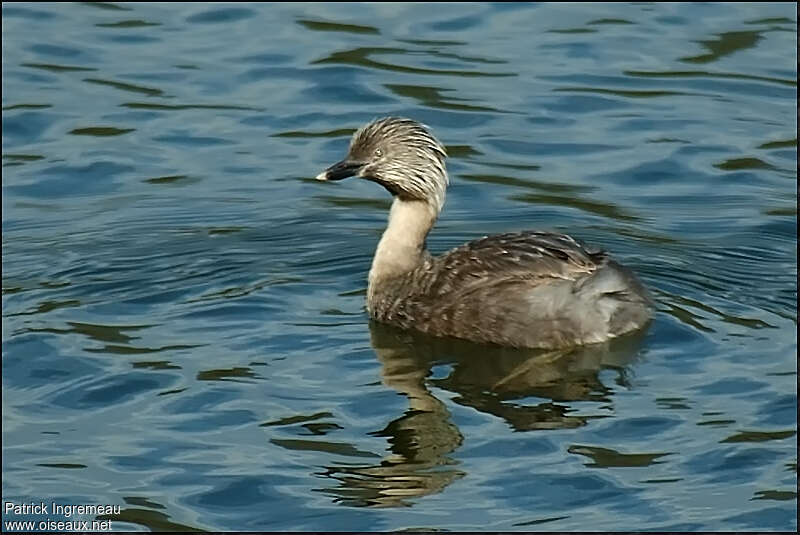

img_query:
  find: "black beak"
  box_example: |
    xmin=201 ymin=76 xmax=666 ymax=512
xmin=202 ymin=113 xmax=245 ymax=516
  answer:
xmin=316 ymin=159 xmax=363 ymax=181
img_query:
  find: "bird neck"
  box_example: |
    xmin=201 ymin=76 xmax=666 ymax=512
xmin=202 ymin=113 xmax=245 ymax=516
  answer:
xmin=368 ymin=198 xmax=438 ymax=299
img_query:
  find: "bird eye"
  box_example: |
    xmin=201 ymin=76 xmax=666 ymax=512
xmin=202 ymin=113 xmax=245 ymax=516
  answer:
xmin=374 ymin=148 xmax=383 ymax=158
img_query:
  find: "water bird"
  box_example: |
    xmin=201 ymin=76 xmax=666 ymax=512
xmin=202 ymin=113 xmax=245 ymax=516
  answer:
xmin=316 ymin=117 xmax=652 ymax=348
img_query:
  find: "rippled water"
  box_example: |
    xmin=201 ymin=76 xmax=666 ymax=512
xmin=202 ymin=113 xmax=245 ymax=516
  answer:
xmin=2 ymin=2 xmax=797 ymax=532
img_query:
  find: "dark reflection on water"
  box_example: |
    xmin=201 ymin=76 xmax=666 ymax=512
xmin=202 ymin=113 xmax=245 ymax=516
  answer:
xmin=567 ymin=445 xmax=671 ymax=468
xmin=97 ymin=498 xmax=204 ymax=532
xmin=318 ymin=323 xmax=648 ymax=507
xmin=2 ymin=1 xmax=796 ymax=532
xmin=312 ymin=46 xmax=515 ymax=78
xmin=297 ymin=19 xmax=380 ymax=35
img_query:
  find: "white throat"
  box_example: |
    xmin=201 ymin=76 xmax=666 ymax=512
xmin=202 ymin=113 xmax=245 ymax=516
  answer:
xmin=367 ymin=198 xmax=438 ymax=304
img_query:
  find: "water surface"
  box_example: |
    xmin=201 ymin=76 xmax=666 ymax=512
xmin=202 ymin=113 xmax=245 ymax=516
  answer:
xmin=2 ymin=2 xmax=797 ymax=532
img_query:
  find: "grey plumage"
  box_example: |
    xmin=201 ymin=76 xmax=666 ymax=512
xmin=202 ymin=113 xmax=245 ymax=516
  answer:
xmin=316 ymin=117 xmax=652 ymax=349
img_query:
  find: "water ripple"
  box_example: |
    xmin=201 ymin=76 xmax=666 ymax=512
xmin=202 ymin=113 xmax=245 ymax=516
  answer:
xmin=2 ymin=2 xmax=796 ymax=532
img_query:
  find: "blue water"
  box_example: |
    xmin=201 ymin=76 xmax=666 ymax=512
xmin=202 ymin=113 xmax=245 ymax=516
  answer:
xmin=2 ymin=2 xmax=796 ymax=532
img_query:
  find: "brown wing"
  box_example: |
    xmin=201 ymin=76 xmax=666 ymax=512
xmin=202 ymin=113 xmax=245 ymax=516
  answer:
xmin=371 ymin=232 xmax=610 ymax=346
xmin=420 ymin=231 xmax=606 ymax=297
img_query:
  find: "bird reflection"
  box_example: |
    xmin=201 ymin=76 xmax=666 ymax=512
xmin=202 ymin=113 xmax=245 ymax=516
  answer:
xmin=320 ymin=321 xmax=647 ymax=507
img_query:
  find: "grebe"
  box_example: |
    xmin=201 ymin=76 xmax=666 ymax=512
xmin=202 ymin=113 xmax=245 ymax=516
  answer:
xmin=316 ymin=117 xmax=651 ymax=348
